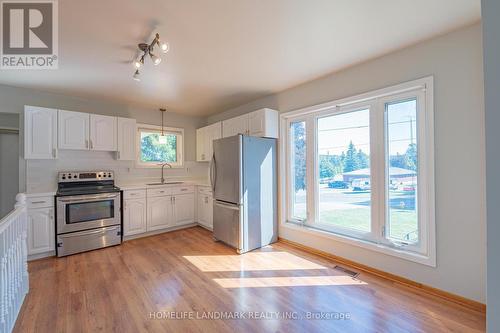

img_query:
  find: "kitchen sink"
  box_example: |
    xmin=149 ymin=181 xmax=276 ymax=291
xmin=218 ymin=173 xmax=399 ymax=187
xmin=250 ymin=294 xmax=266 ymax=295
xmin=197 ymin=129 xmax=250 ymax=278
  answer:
xmin=146 ymin=181 xmax=184 ymax=185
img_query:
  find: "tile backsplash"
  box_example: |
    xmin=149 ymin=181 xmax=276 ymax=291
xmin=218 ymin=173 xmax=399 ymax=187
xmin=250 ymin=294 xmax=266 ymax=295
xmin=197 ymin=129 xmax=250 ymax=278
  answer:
xmin=26 ymin=150 xmax=209 ymax=193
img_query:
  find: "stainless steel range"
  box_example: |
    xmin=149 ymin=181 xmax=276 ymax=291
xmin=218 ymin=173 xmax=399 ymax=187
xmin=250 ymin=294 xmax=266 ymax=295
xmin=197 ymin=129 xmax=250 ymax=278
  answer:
xmin=55 ymin=171 xmax=122 ymax=257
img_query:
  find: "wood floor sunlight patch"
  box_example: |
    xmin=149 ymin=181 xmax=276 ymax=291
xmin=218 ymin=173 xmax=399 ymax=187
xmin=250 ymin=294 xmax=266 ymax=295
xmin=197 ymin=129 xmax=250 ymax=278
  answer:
xmin=183 ymin=252 xmax=326 ymax=272
xmin=213 ymin=275 xmax=367 ymax=288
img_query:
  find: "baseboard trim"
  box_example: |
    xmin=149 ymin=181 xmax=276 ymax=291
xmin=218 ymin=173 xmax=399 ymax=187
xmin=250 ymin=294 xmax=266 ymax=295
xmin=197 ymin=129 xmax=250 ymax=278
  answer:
xmin=123 ymin=223 xmax=198 ymax=241
xmin=278 ymin=237 xmax=486 ymax=313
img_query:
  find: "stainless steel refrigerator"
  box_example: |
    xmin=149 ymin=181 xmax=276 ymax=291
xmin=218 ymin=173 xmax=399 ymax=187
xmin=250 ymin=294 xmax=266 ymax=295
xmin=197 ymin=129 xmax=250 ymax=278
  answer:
xmin=210 ymin=134 xmax=277 ymax=253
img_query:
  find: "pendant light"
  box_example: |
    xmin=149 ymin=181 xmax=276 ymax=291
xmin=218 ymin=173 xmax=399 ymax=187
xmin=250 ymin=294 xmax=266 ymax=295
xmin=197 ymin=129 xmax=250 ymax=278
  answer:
xmin=159 ymin=108 xmax=167 ymax=144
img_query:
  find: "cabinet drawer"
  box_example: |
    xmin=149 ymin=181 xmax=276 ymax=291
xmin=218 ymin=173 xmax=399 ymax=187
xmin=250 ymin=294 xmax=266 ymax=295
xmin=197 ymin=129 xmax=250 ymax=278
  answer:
xmin=198 ymin=186 xmax=212 ymax=195
xmin=27 ymin=196 xmax=54 ymax=209
xmin=123 ymin=189 xmax=146 ymax=199
xmin=171 ymin=185 xmax=194 ymax=195
xmin=147 ymin=187 xmax=172 ymax=198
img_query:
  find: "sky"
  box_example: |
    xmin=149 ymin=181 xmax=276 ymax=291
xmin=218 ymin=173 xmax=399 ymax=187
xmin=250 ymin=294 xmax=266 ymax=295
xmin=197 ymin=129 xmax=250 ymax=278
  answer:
xmin=317 ymin=99 xmax=417 ymax=156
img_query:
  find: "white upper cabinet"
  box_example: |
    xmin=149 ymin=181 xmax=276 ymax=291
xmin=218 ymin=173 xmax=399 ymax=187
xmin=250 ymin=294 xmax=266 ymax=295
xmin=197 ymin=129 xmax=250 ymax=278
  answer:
xmin=24 ymin=106 xmax=58 ymax=159
xmin=222 ymin=114 xmax=249 ymax=137
xmin=58 ymin=110 xmax=90 ymax=150
xmin=248 ymin=108 xmax=279 ymax=138
xmin=90 ymin=114 xmax=117 ymax=151
xmin=196 ymin=121 xmax=221 ymax=162
xmin=221 ymin=109 xmax=279 ymax=139
xmin=116 ymin=117 xmax=136 ymax=160
xmin=196 ymin=127 xmax=206 ymax=161
xmin=207 ymin=122 xmax=222 ymax=158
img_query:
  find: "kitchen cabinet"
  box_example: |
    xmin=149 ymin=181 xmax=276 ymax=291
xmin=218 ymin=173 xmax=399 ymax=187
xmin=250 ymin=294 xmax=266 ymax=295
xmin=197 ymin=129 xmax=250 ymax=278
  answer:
xmin=222 ymin=114 xmax=250 ymax=137
xmin=90 ymin=114 xmax=117 ymax=151
xmin=147 ymin=195 xmax=173 ymax=231
xmin=196 ymin=121 xmax=221 ymax=162
xmin=24 ymin=106 xmax=58 ymax=159
xmin=58 ymin=110 xmax=90 ymax=150
xmin=248 ymin=108 xmax=279 ymax=138
xmin=173 ymin=193 xmax=195 ymax=226
xmin=123 ymin=197 xmax=147 ymax=236
xmin=197 ymin=187 xmax=213 ymax=229
xmin=27 ymin=207 xmax=55 ymax=255
xmin=117 ymin=117 xmax=136 ymax=160
xmin=221 ymin=108 xmax=279 ymax=139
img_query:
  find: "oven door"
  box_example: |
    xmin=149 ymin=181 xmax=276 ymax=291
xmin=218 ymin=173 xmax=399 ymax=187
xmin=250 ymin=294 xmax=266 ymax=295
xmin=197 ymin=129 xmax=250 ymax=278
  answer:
xmin=56 ymin=192 xmax=121 ymax=234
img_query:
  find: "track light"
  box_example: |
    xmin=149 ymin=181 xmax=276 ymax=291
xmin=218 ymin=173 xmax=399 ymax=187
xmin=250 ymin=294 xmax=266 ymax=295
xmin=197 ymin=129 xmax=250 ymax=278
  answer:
xmin=150 ymin=53 xmax=161 ymax=66
xmin=134 ymin=56 xmax=144 ymax=69
xmin=133 ymin=69 xmax=141 ymax=81
xmin=160 ymin=42 xmax=169 ymax=53
xmin=132 ymin=32 xmax=169 ymax=80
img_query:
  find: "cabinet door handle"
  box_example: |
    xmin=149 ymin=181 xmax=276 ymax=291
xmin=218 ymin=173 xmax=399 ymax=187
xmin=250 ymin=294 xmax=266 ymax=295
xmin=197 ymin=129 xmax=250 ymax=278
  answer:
xmin=85 ymin=140 xmax=89 ymax=149
xmin=31 ymin=201 xmax=46 ymax=204
xmin=53 ymin=148 xmax=58 ymax=158
xmin=90 ymin=140 xmax=93 ymax=149
xmin=117 ymin=151 xmax=121 ymax=159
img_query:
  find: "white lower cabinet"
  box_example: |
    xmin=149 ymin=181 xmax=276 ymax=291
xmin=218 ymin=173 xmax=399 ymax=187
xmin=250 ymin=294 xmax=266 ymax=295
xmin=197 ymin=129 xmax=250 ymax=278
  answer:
xmin=122 ymin=185 xmax=202 ymax=238
xmin=27 ymin=207 xmax=55 ymax=255
xmin=173 ymin=193 xmax=195 ymax=226
xmin=123 ymin=198 xmax=147 ymax=236
xmin=147 ymin=195 xmax=174 ymax=231
xmin=197 ymin=189 xmax=213 ymax=229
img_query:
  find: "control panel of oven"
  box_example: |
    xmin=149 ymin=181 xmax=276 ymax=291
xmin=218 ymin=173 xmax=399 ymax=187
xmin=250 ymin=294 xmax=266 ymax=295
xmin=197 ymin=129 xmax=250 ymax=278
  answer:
xmin=58 ymin=171 xmax=114 ymax=182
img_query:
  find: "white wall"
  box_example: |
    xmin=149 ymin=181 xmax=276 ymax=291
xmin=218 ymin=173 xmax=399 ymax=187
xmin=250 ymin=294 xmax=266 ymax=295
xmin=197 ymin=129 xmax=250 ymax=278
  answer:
xmin=481 ymin=0 xmax=499 ymax=330
xmin=207 ymin=24 xmax=486 ymax=302
xmin=0 ymin=84 xmax=208 ymax=193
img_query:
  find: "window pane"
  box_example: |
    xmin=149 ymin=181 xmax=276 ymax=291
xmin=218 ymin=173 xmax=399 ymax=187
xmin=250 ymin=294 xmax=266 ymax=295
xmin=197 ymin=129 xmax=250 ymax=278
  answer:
xmin=386 ymin=99 xmax=418 ymax=242
xmin=140 ymin=131 xmax=177 ymax=163
xmin=317 ymin=109 xmax=371 ymax=233
xmin=290 ymin=121 xmax=307 ymax=220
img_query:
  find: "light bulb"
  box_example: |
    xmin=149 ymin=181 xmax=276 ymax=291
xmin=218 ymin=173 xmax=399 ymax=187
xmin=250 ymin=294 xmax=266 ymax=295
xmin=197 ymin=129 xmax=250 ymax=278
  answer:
xmin=158 ymin=135 xmax=167 ymax=144
xmin=150 ymin=53 xmax=161 ymax=65
xmin=160 ymin=42 xmax=169 ymax=53
xmin=134 ymin=60 xmax=142 ymax=69
xmin=133 ymin=69 xmax=141 ymax=81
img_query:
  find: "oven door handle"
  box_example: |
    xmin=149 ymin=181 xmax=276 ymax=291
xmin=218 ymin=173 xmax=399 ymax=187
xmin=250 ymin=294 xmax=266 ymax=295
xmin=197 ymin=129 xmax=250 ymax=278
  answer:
xmin=58 ymin=226 xmax=119 ymax=238
xmin=57 ymin=194 xmax=119 ymax=202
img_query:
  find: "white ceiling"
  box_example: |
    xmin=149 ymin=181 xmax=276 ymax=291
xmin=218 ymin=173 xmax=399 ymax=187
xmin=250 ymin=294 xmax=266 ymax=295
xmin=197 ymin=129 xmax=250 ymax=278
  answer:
xmin=0 ymin=0 xmax=480 ymax=116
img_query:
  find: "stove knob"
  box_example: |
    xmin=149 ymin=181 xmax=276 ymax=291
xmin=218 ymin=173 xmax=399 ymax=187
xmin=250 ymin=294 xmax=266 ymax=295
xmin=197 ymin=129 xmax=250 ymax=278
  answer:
xmin=68 ymin=175 xmax=72 ymax=179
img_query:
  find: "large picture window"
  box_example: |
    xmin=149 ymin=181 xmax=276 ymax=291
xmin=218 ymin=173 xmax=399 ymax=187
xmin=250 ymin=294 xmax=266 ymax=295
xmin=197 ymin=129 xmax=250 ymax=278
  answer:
xmin=136 ymin=124 xmax=184 ymax=167
xmin=281 ymin=77 xmax=435 ymax=266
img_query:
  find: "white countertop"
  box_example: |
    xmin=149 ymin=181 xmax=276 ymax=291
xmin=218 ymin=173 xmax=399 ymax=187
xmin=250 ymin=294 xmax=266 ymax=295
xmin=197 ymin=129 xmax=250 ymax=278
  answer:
xmin=24 ymin=179 xmax=211 ymax=196
xmin=25 ymin=191 xmax=56 ymax=197
xmin=117 ymin=180 xmax=211 ymax=191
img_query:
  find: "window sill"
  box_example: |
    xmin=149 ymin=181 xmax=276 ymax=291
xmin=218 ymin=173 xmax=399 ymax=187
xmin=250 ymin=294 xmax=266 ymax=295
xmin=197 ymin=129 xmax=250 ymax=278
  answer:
xmin=281 ymin=221 xmax=436 ymax=267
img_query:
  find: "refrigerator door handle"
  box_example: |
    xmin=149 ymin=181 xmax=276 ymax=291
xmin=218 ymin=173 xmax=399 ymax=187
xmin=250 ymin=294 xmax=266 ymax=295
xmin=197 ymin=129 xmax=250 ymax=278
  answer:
xmin=210 ymin=154 xmax=217 ymax=193
xmin=214 ymin=201 xmax=240 ymax=210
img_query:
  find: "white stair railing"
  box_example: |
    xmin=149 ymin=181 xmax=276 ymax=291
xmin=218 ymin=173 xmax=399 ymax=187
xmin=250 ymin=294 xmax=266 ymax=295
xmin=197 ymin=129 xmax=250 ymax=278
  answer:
xmin=0 ymin=194 xmax=29 ymax=333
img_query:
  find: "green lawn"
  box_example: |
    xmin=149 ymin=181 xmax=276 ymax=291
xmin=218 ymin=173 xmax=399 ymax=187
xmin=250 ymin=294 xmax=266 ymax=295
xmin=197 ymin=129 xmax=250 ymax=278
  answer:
xmin=320 ymin=209 xmax=418 ymax=241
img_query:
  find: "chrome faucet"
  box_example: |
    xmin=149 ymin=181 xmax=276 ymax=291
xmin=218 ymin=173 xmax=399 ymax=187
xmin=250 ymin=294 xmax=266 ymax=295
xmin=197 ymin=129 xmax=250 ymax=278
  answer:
xmin=160 ymin=163 xmax=172 ymax=184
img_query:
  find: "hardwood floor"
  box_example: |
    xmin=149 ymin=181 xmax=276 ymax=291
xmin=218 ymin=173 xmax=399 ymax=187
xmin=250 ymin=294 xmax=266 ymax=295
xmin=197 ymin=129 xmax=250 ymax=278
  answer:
xmin=14 ymin=227 xmax=485 ymax=333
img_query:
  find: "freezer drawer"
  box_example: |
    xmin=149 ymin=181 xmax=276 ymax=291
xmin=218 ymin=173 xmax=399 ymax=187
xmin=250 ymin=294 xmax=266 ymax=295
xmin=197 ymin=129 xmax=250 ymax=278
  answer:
xmin=56 ymin=225 xmax=121 ymax=257
xmin=213 ymin=201 xmax=241 ymax=251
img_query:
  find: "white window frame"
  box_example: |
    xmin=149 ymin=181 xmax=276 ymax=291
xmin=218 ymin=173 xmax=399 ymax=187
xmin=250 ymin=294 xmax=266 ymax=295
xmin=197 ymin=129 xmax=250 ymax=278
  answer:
xmin=279 ymin=76 xmax=435 ymax=266
xmin=136 ymin=123 xmax=184 ymax=168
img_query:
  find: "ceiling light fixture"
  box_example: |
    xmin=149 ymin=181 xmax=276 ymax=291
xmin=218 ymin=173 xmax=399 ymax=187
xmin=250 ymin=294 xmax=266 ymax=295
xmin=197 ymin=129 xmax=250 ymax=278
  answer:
xmin=159 ymin=108 xmax=167 ymax=144
xmin=132 ymin=33 xmax=169 ymax=80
